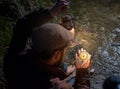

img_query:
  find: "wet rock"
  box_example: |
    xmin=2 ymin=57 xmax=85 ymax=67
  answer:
xmin=111 ymin=43 xmax=120 ymax=46
xmin=117 ymin=47 xmax=120 ymax=54
xmin=90 ymin=68 xmax=95 ymax=75
xmin=110 ymin=33 xmax=117 ymax=39
xmin=99 ymin=27 xmax=105 ymax=31
xmin=112 ymin=28 xmax=120 ymax=34
xmin=97 ymin=47 xmax=109 ymax=60
xmin=113 ymin=61 xmax=118 ymax=66
xmin=117 ymin=15 xmax=120 ymax=19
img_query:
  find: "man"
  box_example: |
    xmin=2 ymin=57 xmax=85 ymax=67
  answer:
xmin=3 ymin=0 xmax=91 ymax=89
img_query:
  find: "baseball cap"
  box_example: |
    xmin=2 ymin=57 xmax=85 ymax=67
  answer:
xmin=32 ymin=23 xmax=75 ymax=54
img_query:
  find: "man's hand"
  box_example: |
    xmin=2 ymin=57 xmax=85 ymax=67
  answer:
xmin=50 ymin=78 xmax=73 ymax=89
xmin=50 ymin=0 xmax=69 ymax=16
xmin=66 ymin=65 xmax=75 ymax=75
xmin=75 ymin=48 xmax=91 ymax=69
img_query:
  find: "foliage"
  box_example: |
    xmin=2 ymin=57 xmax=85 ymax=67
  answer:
xmin=0 ymin=16 xmax=14 ymax=89
xmin=0 ymin=16 xmax=13 ymax=59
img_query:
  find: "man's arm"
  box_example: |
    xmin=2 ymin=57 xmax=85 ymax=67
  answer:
xmin=74 ymin=48 xmax=91 ymax=89
xmin=74 ymin=68 xmax=90 ymax=89
xmin=7 ymin=0 xmax=69 ymax=55
xmin=7 ymin=8 xmax=52 ymax=55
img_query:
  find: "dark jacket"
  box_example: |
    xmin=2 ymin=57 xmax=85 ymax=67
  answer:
xmin=3 ymin=8 xmax=90 ymax=89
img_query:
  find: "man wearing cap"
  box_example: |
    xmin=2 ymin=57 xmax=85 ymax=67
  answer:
xmin=3 ymin=0 xmax=91 ymax=89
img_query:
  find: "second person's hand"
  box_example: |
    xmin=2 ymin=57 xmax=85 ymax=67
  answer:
xmin=50 ymin=0 xmax=69 ymax=16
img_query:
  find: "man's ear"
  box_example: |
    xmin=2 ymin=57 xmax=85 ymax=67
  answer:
xmin=53 ymin=50 xmax=63 ymax=60
xmin=48 ymin=50 xmax=63 ymax=65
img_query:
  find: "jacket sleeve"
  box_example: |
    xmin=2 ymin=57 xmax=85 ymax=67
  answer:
xmin=73 ymin=68 xmax=90 ymax=89
xmin=7 ymin=8 xmax=53 ymax=55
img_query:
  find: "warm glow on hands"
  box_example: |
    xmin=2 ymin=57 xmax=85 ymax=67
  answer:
xmin=75 ymin=48 xmax=91 ymax=69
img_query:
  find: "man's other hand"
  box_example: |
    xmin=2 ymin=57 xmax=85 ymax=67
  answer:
xmin=50 ymin=0 xmax=69 ymax=16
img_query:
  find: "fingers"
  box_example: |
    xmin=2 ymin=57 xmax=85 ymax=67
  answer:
xmin=81 ymin=48 xmax=87 ymax=52
xmin=81 ymin=58 xmax=90 ymax=68
xmin=78 ymin=49 xmax=81 ymax=55
xmin=81 ymin=48 xmax=84 ymax=51
xmin=63 ymin=1 xmax=69 ymax=5
xmin=50 ymin=78 xmax=60 ymax=83
xmin=75 ymin=48 xmax=91 ymax=69
xmin=59 ymin=0 xmax=69 ymax=5
xmin=67 ymin=65 xmax=75 ymax=74
xmin=50 ymin=0 xmax=69 ymax=16
xmin=57 ymin=0 xmax=69 ymax=10
xmin=56 ymin=0 xmax=69 ymax=8
xmin=75 ymin=52 xmax=79 ymax=61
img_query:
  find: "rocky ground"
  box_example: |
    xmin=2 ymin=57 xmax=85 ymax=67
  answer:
xmin=67 ymin=0 xmax=120 ymax=89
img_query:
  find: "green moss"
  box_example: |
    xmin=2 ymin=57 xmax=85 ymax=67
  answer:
xmin=0 ymin=17 xmax=13 ymax=58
